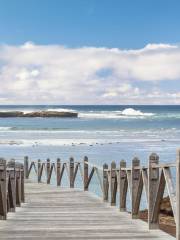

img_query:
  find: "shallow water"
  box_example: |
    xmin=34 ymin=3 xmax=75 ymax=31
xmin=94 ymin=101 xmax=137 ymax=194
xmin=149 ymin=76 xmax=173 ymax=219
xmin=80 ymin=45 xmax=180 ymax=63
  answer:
xmin=0 ymin=105 xmax=179 ymax=202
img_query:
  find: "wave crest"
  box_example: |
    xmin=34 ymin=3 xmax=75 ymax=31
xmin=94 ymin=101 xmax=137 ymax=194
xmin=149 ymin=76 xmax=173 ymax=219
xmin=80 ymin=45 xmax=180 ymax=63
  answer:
xmin=121 ymin=108 xmax=154 ymax=116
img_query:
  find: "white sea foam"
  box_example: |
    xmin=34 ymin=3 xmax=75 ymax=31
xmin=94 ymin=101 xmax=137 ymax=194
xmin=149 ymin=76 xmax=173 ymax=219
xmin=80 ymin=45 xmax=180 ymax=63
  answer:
xmin=79 ymin=108 xmax=154 ymax=119
xmin=47 ymin=108 xmax=77 ymax=113
xmin=121 ymin=108 xmax=154 ymax=116
xmin=0 ymin=127 xmax=12 ymax=131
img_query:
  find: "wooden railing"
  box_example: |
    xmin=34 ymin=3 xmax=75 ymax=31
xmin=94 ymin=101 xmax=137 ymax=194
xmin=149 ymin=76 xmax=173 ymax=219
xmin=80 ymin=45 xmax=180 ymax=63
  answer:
xmin=21 ymin=150 xmax=180 ymax=239
xmin=0 ymin=159 xmax=24 ymax=220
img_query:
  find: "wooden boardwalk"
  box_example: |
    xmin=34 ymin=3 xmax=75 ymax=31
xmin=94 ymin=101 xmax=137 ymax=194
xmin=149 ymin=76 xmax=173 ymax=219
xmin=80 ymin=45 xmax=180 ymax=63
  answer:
xmin=0 ymin=180 xmax=174 ymax=240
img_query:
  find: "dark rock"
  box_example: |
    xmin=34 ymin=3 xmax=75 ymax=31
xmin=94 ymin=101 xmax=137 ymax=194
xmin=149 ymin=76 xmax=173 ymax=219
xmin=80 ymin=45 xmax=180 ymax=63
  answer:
xmin=0 ymin=111 xmax=78 ymax=118
xmin=0 ymin=111 xmax=24 ymax=117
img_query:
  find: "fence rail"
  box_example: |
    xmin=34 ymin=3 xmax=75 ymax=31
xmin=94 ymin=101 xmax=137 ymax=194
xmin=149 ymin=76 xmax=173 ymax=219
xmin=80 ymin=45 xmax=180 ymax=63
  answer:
xmin=24 ymin=150 xmax=180 ymax=239
xmin=0 ymin=159 xmax=24 ymax=220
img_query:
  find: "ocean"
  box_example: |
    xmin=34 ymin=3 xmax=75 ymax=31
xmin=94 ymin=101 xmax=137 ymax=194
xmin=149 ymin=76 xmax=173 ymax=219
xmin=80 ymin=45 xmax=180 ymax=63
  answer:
xmin=0 ymin=105 xmax=179 ymax=162
xmin=0 ymin=105 xmax=179 ymax=194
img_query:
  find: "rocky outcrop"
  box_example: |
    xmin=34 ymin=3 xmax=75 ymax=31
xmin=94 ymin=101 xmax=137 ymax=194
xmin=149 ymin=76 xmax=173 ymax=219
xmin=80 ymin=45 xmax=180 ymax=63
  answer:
xmin=0 ymin=111 xmax=78 ymax=118
xmin=139 ymin=196 xmax=175 ymax=237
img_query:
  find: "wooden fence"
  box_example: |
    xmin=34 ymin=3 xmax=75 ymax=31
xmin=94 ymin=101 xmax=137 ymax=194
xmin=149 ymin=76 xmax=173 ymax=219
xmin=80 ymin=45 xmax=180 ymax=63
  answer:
xmin=0 ymin=159 xmax=24 ymax=220
xmin=1 ymin=150 xmax=179 ymax=239
xmin=24 ymin=150 xmax=180 ymax=239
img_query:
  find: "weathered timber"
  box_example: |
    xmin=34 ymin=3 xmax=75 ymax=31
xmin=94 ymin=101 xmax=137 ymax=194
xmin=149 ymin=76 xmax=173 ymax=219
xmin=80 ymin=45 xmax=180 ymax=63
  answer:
xmin=176 ymin=149 xmax=180 ymax=240
xmin=110 ymin=161 xmax=117 ymax=206
xmin=84 ymin=156 xmax=88 ymax=191
xmin=56 ymin=158 xmax=61 ymax=186
xmin=148 ymin=153 xmax=159 ymax=229
xmin=119 ymin=160 xmax=127 ymax=211
xmin=103 ymin=163 xmax=108 ymax=201
xmin=0 ymin=180 xmax=174 ymax=240
xmin=0 ymin=158 xmax=7 ymax=220
xmin=70 ymin=157 xmax=74 ymax=188
xmin=131 ymin=157 xmax=140 ymax=219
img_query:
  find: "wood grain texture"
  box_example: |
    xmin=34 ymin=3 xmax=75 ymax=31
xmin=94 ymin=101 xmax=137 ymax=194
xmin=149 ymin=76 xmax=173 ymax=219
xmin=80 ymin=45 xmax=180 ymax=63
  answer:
xmin=0 ymin=180 xmax=174 ymax=240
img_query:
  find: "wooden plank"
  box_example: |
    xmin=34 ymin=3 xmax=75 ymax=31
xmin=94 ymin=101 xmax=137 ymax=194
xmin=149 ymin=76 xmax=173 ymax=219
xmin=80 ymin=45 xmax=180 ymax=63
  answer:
xmin=47 ymin=164 xmax=54 ymax=184
xmin=131 ymin=157 xmax=140 ymax=219
xmin=176 ymin=149 xmax=180 ymax=240
xmin=0 ymin=180 xmax=174 ymax=240
xmin=163 ymin=167 xmax=176 ymax=222
xmin=151 ymin=169 xmax=166 ymax=225
xmin=119 ymin=160 xmax=128 ymax=211
xmin=84 ymin=156 xmax=88 ymax=191
xmin=24 ymin=156 xmax=29 ymax=179
xmin=0 ymin=158 xmax=6 ymax=220
xmin=85 ymin=167 xmax=95 ymax=189
xmin=46 ymin=159 xmax=51 ymax=184
xmin=72 ymin=163 xmax=79 ymax=185
xmin=103 ymin=163 xmax=108 ymax=201
xmin=133 ymin=171 xmax=143 ymax=218
xmin=56 ymin=158 xmax=61 ymax=186
xmin=148 ymin=153 xmax=159 ymax=230
xmin=70 ymin=157 xmax=74 ymax=188
xmin=110 ymin=161 xmax=117 ymax=206
xmin=7 ymin=160 xmax=16 ymax=212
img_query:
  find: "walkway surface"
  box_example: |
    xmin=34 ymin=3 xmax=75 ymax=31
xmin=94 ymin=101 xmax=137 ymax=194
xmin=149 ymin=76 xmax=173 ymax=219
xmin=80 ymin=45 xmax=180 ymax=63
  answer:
xmin=0 ymin=180 xmax=175 ymax=239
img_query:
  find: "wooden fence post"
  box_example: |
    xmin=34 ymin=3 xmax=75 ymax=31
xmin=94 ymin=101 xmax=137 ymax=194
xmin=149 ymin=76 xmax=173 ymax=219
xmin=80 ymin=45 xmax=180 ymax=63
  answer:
xmin=131 ymin=157 xmax=140 ymax=219
xmin=148 ymin=153 xmax=159 ymax=229
xmin=176 ymin=149 xmax=180 ymax=240
xmin=15 ymin=163 xmax=21 ymax=207
xmin=70 ymin=157 xmax=74 ymax=188
xmin=0 ymin=158 xmax=7 ymax=220
xmin=38 ymin=159 xmax=41 ymax=183
xmin=7 ymin=160 xmax=16 ymax=212
xmin=24 ymin=156 xmax=29 ymax=179
xmin=103 ymin=163 xmax=109 ymax=201
xmin=46 ymin=159 xmax=50 ymax=184
xmin=84 ymin=156 xmax=88 ymax=191
xmin=119 ymin=160 xmax=127 ymax=211
xmin=20 ymin=163 xmax=25 ymax=203
xmin=110 ymin=161 xmax=117 ymax=206
xmin=57 ymin=158 xmax=61 ymax=186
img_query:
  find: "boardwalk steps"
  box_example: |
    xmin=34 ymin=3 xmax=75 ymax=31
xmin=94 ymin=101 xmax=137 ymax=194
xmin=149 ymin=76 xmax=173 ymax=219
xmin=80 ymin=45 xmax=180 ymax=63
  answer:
xmin=0 ymin=180 xmax=174 ymax=239
xmin=1 ymin=150 xmax=180 ymax=239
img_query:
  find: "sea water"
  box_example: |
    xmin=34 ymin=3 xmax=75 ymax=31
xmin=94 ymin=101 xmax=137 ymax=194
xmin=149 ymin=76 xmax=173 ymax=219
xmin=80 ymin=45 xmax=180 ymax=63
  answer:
xmin=0 ymin=105 xmax=179 ymax=202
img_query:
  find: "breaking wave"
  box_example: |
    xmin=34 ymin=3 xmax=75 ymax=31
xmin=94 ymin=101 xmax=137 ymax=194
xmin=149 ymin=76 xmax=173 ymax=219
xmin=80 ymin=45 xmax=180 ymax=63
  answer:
xmin=79 ymin=108 xmax=154 ymax=119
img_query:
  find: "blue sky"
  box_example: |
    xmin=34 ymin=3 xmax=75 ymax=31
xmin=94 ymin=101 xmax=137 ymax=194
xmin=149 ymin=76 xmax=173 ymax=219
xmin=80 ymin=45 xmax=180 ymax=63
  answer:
xmin=0 ymin=0 xmax=179 ymax=48
xmin=0 ymin=0 xmax=179 ymax=104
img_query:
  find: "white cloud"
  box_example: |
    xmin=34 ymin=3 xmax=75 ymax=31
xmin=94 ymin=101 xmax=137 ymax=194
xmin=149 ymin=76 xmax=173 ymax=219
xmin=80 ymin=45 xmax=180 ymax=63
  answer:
xmin=0 ymin=42 xmax=179 ymax=104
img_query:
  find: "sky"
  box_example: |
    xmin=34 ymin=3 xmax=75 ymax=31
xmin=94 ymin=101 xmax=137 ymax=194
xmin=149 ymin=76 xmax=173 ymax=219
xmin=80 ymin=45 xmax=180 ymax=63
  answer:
xmin=0 ymin=0 xmax=180 ymax=104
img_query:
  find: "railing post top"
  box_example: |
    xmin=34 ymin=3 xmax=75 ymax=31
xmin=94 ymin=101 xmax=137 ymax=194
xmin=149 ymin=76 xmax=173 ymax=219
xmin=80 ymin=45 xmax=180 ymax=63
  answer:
xmin=7 ymin=159 xmax=15 ymax=167
xmin=84 ymin=156 xmax=88 ymax=162
xmin=149 ymin=153 xmax=159 ymax=163
xmin=120 ymin=159 xmax=126 ymax=167
xmin=103 ymin=163 xmax=108 ymax=169
xmin=57 ymin=158 xmax=61 ymax=162
xmin=0 ymin=158 xmax=6 ymax=165
xmin=38 ymin=159 xmax=41 ymax=162
xmin=47 ymin=158 xmax=50 ymax=162
xmin=24 ymin=156 xmax=28 ymax=160
xmin=70 ymin=157 xmax=74 ymax=162
xmin=132 ymin=157 xmax=140 ymax=165
xmin=111 ymin=161 xmax=116 ymax=168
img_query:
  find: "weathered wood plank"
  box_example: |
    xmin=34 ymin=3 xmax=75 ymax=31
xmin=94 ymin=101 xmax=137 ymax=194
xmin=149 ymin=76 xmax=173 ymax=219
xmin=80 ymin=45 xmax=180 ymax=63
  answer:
xmin=0 ymin=180 xmax=174 ymax=240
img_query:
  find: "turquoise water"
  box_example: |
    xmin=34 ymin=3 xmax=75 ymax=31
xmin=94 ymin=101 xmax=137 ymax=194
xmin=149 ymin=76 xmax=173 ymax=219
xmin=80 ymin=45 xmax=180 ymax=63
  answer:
xmin=0 ymin=105 xmax=179 ymax=164
xmin=0 ymin=105 xmax=179 ymax=203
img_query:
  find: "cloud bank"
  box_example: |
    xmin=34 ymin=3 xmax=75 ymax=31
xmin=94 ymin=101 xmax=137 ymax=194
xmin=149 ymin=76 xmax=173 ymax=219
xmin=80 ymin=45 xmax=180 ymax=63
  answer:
xmin=0 ymin=42 xmax=179 ymax=104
